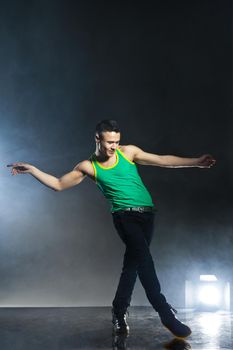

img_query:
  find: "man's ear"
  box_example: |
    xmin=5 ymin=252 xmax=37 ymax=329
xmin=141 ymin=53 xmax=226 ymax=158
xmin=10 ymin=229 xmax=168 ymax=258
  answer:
xmin=95 ymin=133 xmax=100 ymax=143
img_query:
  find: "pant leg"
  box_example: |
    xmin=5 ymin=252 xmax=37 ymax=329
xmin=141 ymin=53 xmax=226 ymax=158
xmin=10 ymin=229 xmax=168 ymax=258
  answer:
xmin=112 ymin=211 xmax=154 ymax=310
xmin=112 ymin=211 xmax=167 ymax=312
xmin=112 ymin=245 xmax=138 ymax=311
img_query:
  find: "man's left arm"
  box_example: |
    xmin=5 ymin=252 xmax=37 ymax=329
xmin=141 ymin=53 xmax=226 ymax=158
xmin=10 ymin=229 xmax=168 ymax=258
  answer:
xmin=127 ymin=145 xmax=216 ymax=168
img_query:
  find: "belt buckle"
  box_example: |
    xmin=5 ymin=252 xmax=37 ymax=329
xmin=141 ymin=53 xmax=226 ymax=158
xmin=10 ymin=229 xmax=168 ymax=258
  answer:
xmin=138 ymin=207 xmax=144 ymax=213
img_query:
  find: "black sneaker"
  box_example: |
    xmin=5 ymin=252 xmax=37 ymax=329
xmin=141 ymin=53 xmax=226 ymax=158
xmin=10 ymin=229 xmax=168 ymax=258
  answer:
xmin=112 ymin=334 xmax=129 ymax=350
xmin=112 ymin=308 xmax=130 ymax=335
xmin=159 ymin=305 xmax=191 ymax=338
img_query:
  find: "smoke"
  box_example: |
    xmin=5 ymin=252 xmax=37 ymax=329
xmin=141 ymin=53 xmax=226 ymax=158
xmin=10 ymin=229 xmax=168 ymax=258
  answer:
xmin=0 ymin=0 xmax=231 ymax=306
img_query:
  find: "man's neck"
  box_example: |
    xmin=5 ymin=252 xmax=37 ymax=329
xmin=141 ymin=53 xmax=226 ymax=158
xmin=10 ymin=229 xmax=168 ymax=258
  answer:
xmin=95 ymin=150 xmax=116 ymax=163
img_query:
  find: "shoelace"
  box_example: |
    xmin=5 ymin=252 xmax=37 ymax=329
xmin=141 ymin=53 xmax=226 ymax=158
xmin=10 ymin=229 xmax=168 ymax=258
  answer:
xmin=168 ymin=304 xmax=178 ymax=314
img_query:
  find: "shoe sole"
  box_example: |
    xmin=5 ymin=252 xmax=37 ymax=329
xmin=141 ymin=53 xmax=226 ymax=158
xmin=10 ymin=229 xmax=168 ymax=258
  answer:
xmin=164 ymin=325 xmax=192 ymax=338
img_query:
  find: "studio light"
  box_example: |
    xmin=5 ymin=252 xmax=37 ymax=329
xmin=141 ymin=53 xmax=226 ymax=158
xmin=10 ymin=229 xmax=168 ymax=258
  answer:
xmin=198 ymin=285 xmax=221 ymax=306
xmin=185 ymin=274 xmax=230 ymax=311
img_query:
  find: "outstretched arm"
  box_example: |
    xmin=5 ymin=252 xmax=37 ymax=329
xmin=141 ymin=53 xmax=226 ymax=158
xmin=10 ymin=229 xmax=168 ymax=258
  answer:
xmin=7 ymin=161 xmax=90 ymax=191
xmin=124 ymin=145 xmax=216 ymax=168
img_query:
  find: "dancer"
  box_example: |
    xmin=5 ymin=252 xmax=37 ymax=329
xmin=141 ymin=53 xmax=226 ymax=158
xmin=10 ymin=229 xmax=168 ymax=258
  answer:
xmin=7 ymin=120 xmax=215 ymax=337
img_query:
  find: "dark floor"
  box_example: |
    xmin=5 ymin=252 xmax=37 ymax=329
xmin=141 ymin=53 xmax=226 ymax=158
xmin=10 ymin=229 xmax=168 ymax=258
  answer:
xmin=0 ymin=307 xmax=232 ymax=349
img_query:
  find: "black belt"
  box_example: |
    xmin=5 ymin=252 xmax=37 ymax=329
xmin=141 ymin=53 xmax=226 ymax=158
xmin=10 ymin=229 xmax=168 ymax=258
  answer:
xmin=112 ymin=206 xmax=155 ymax=214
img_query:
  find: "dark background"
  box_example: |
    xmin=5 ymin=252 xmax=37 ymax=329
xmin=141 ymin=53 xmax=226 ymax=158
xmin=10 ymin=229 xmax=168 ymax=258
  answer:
xmin=0 ymin=0 xmax=232 ymax=307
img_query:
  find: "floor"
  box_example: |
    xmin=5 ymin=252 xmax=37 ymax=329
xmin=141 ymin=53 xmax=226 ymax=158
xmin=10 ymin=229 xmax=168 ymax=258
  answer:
xmin=0 ymin=307 xmax=232 ymax=349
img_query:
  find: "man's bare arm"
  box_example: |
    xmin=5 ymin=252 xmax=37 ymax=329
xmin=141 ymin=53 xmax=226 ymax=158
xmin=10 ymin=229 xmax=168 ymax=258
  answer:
xmin=121 ymin=145 xmax=216 ymax=168
xmin=7 ymin=161 xmax=93 ymax=191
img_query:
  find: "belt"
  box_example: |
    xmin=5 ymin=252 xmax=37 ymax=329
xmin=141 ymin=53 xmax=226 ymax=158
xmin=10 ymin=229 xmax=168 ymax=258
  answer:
xmin=112 ymin=206 xmax=155 ymax=213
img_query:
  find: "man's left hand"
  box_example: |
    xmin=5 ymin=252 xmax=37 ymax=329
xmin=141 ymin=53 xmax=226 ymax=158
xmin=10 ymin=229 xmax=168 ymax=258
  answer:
xmin=197 ymin=154 xmax=216 ymax=168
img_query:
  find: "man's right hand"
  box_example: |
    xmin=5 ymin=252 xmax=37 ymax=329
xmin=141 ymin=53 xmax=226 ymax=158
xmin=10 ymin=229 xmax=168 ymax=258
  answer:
xmin=7 ymin=162 xmax=34 ymax=175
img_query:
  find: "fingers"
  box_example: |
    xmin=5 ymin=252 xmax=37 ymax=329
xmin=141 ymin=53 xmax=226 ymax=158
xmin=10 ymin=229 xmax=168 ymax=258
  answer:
xmin=207 ymin=159 xmax=216 ymax=168
xmin=208 ymin=157 xmax=216 ymax=165
xmin=211 ymin=159 xmax=216 ymax=166
xmin=198 ymin=155 xmax=216 ymax=168
xmin=7 ymin=162 xmax=24 ymax=168
xmin=202 ymin=155 xmax=216 ymax=167
xmin=7 ymin=162 xmax=29 ymax=175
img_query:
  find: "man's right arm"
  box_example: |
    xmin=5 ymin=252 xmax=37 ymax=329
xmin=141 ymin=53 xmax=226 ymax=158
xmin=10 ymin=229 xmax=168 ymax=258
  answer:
xmin=7 ymin=161 xmax=93 ymax=191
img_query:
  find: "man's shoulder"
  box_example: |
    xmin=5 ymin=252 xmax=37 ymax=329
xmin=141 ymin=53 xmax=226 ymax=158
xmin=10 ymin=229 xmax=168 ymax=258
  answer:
xmin=74 ymin=159 xmax=94 ymax=177
xmin=119 ymin=144 xmax=138 ymax=152
xmin=118 ymin=145 xmax=139 ymax=162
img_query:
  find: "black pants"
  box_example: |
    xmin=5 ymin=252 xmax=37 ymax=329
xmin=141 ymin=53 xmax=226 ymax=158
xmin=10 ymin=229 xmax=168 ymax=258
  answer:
xmin=112 ymin=210 xmax=167 ymax=312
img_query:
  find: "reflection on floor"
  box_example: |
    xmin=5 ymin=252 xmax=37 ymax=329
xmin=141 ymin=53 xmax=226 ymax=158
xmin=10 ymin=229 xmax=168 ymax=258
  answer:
xmin=0 ymin=307 xmax=232 ymax=349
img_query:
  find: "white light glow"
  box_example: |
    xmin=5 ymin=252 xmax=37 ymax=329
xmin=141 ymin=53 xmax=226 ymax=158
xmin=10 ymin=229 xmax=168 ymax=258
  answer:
xmin=200 ymin=274 xmax=218 ymax=282
xmin=198 ymin=285 xmax=221 ymax=306
xmin=198 ymin=313 xmax=222 ymax=336
xmin=185 ymin=279 xmax=230 ymax=310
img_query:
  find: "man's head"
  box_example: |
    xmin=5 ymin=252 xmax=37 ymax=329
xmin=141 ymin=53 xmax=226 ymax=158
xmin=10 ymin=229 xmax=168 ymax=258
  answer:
xmin=95 ymin=120 xmax=121 ymax=157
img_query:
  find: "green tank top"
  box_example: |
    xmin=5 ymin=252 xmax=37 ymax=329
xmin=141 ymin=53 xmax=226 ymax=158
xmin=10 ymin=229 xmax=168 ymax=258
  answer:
xmin=91 ymin=148 xmax=154 ymax=212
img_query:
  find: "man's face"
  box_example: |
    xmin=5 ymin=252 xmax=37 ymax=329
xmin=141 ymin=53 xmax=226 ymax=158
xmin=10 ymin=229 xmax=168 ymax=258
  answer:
xmin=96 ymin=131 xmax=121 ymax=157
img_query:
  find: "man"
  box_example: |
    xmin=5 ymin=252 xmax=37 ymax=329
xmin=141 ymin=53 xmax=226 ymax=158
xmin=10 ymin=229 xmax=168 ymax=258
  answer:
xmin=8 ymin=120 xmax=215 ymax=338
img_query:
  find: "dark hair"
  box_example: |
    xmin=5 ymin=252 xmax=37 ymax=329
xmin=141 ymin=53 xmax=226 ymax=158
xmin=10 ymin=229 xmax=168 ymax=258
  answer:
xmin=95 ymin=119 xmax=120 ymax=137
